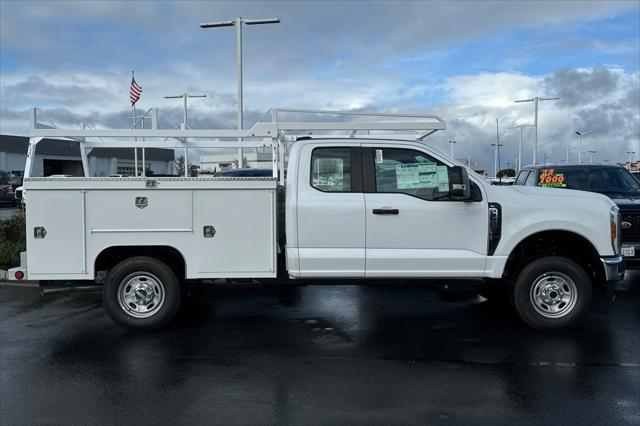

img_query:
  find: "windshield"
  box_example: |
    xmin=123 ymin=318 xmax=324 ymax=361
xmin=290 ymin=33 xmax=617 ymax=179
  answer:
xmin=538 ymin=167 xmax=640 ymax=194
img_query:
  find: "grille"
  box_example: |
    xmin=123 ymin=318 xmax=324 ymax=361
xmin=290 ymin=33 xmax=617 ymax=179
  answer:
xmin=620 ymin=211 xmax=640 ymax=243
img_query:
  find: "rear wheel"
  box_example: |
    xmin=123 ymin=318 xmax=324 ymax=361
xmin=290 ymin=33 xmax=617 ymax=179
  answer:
xmin=510 ymin=256 xmax=591 ymax=331
xmin=103 ymin=256 xmax=181 ymax=330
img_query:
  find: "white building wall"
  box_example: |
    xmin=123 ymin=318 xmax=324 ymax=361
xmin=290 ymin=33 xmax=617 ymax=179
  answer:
xmin=200 ymin=150 xmax=272 ymax=173
xmin=2 ymin=152 xmax=28 ymax=175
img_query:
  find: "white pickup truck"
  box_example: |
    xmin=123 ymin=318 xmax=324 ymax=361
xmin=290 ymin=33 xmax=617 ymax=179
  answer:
xmin=9 ymin=109 xmax=624 ymax=331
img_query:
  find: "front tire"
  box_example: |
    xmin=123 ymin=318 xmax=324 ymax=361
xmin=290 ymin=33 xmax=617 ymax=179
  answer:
xmin=103 ymin=256 xmax=181 ymax=330
xmin=510 ymin=256 xmax=592 ymax=331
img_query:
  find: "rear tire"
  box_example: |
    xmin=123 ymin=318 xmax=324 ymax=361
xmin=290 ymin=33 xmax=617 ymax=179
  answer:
xmin=510 ymin=256 xmax=591 ymax=331
xmin=103 ymin=256 xmax=181 ymax=330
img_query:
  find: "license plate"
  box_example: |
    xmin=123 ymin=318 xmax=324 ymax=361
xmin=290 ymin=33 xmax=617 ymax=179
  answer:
xmin=622 ymin=246 xmax=635 ymax=257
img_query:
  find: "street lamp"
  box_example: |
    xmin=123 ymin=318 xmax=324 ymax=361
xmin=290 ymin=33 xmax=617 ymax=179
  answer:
xmin=627 ymin=151 xmax=636 ymax=168
xmin=165 ymin=93 xmax=207 ymax=177
xmin=448 ymin=140 xmax=456 ymax=159
xmin=587 ymin=150 xmax=597 ymax=163
xmin=200 ymin=17 xmax=280 ymax=167
xmin=514 ymin=96 xmax=559 ymax=165
xmin=490 ymin=143 xmax=504 ymax=177
xmin=575 ymin=131 xmax=592 ymax=164
xmin=509 ymin=124 xmax=534 ymax=172
xmin=164 ymin=93 xmax=207 ymax=130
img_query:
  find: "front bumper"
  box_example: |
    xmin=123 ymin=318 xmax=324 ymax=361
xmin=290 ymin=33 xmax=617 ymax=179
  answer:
xmin=600 ymin=255 xmax=625 ymax=282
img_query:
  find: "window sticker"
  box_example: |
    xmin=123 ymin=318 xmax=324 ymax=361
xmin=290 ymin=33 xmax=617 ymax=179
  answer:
xmin=375 ymin=149 xmax=383 ymax=164
xmin=395 ymin=163 xmax=448 ymax=190
xmin=539 ymin=169 xmax=566 ymax=188
xmin=436 ymin=166 xmax=449 ymax=192
xmin=396 ymin=164 xmax=422 ymax=189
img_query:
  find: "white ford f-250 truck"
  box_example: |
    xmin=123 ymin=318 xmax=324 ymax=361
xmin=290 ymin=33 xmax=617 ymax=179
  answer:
xmin=8 ymin=109 xmax=624 ymax=331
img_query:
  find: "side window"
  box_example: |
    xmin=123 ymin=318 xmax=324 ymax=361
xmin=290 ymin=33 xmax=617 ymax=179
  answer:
xmin=525 ymin=170 xmax=538 ymax=186
xmin=311 ymin=147 xmax=352 ymax=192
xmin=515 ymin=170 xmax=529 ymax=185
xmin=373 ymin=148 xmax=449 ymax=200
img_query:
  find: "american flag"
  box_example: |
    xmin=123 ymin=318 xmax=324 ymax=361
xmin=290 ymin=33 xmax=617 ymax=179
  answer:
xmin=130 ymin=74 xmax=142 ymax=106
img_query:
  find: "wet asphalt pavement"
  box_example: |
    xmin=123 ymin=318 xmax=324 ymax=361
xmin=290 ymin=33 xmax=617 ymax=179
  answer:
xmin=0 ymin=275 xmax=638 ymax=425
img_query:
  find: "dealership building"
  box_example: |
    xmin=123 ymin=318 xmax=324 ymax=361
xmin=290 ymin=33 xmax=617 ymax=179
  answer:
xmin=0 ymin=135 xmax=174 ymax=177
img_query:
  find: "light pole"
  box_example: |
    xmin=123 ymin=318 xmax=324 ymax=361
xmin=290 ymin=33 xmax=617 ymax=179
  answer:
xmin=509 ymin=124 xmax=534 ymax=172
xmin=627 ymin=151 xmax=636 ymax=168
xmin=165 ymin=93 xmax=207 ymax=177
xmin=490 ymin=143 xmax=504 ymax=177
xmin=575 ymin=131 xmax=592 ymax=164
xmin=448 ymin=140 xmax=456 ymax=159
xmin=514 ymin=96 xmax=559 ymax=165
xmin=200 ymin=17 xmax=280 ymax=168
xmin=164 ymin=93 xmax=207 ymax=130
xmin=588 ymin=150 xmax=597 ymax=163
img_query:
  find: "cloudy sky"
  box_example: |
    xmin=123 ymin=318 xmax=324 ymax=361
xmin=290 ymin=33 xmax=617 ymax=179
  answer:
xmin=1 ymin=0 xmax=639 ymax=169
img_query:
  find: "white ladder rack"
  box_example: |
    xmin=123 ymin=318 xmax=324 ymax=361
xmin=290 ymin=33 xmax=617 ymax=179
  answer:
xmin=25 ymin=107 xmax=446 ymax=184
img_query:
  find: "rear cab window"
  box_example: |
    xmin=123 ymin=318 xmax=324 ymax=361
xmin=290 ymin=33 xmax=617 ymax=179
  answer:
xmin=311 ymin=147 xmax=362 ymax=192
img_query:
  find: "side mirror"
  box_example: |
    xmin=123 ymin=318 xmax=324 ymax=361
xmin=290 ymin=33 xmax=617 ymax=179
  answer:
xmin=448 ymin=166 xmax=471 ymax=200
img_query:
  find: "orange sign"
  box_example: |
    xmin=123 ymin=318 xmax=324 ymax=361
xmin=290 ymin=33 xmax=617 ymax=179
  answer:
xmin=539 ymin=169 xmax=567 ymax=188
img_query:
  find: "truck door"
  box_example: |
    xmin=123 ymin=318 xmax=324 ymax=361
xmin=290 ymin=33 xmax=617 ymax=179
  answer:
xmin=363 ymin=146 xmax=487 ymax=278
xmin=295 ymin=144 xmax=365 ymax=277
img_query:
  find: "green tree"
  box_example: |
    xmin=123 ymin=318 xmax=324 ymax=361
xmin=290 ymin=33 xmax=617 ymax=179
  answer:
xmin=497 ymin=168 xmax=516 ymax=178
xmin=0 ymin=212 xmax=26 ymax=269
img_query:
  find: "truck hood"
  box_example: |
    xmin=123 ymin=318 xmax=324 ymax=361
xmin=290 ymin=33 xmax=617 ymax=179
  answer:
xmin=601 ymin=192 xmax=640 ymax=210
xmin=485 ymin=184 xmax=616 ymax=257
xmin=508 ymin=185 xmax=615 ymax=205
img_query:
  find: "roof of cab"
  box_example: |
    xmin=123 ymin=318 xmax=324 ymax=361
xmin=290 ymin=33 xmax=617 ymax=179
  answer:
xmin=521 ymin=163 xmax=626 ymax=170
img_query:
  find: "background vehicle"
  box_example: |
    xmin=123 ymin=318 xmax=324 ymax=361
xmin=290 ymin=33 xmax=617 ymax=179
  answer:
xmin=515 ymin=164 xmax=640 ymax=268
xmin=8 ymin=110 xmax=624 ymax=332
xmin=0 ymin=170 xmax=17 ymax=206
xmin=214 ymin=168 xmax=272 ymax=177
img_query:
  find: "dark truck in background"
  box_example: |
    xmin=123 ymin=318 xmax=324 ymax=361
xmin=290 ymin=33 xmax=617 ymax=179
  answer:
xmin=515 ymin=164 xmax=640 ymax=267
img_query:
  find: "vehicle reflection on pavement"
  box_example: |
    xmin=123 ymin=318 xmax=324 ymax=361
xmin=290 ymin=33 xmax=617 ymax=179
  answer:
xmin=1 ymin=275 xmax=638 ymax=425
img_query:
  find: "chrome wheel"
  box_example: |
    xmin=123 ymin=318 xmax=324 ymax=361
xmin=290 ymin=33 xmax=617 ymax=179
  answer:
xmin=117 ymin=273 xmax=165 ymax=319
xmin=530 ymin=272 xmax=578 ymax=319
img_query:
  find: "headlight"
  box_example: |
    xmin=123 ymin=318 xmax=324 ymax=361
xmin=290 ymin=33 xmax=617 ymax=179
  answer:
xmin=610 ymin=206 xmax=621 ymax=255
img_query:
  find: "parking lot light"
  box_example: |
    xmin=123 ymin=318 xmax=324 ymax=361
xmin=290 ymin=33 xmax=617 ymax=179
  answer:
xmin=575 ymin=131 xmax=592 ymax=164
xmin=627 ymin=151 xmax=636 ymax=167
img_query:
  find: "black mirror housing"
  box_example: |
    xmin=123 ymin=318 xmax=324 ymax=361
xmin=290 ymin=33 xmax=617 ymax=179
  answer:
xmin=448 ymin=166 xmax=471 ymax=200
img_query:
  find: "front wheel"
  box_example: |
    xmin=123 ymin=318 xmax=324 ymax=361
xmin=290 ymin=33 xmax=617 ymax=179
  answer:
xmin=103 ymin=256 xmax=181 ymax=330
xmin=510 ymin=256 xmax=592 ymax=331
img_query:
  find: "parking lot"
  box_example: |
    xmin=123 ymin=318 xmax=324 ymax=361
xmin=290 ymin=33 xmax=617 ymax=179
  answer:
xmin=1 ymin=276 xmax=638 ymax=425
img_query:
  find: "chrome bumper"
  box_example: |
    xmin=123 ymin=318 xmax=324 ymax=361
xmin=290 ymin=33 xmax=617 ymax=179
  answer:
xmin=600 ymin=256 xmax=625 ymax=282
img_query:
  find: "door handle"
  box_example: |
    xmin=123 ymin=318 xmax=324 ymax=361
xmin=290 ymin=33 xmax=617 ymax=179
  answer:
xmin=372 ymin=208 xmax=399 ymax=215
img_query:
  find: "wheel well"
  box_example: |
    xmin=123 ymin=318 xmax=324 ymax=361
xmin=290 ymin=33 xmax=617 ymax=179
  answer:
xmin=503 ymin=231 xmax=603 ymax=284
xmin=94 ymin=246 xmax=186 ymax=281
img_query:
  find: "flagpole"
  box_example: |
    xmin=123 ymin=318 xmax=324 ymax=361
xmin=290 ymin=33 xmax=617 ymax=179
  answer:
xmin=131 ymin=70 xmax=139 ymax=177
xmin=133 ymin=102 xmax=138 ymax=177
